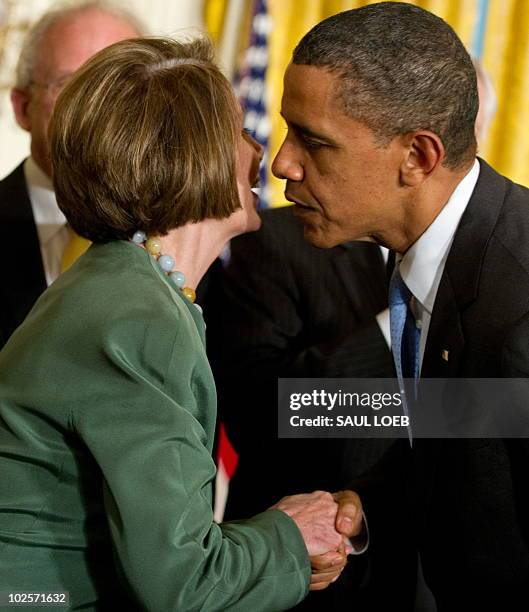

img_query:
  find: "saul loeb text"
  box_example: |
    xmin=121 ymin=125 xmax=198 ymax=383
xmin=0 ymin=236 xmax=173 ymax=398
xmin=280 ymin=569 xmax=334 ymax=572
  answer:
xmin=290 ymin=414 xmax=409 ymax=428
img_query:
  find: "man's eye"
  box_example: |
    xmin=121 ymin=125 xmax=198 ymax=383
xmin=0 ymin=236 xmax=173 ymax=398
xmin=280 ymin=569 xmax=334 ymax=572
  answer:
xmin=303 ymin=137 xmax=324 ymax=150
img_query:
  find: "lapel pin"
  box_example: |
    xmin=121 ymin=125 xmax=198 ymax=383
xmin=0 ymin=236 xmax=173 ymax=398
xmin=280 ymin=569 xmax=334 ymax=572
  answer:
xmin=441 ymin=349 xmax=449 ymax=362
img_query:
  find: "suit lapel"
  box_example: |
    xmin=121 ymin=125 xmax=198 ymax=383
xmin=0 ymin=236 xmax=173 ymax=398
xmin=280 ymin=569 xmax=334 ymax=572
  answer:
xmin=422 ymin=274 xmax=465 ymax=376
xmin=422 ymin=159 xmax=508 ymax=378
xmin=416 ymin=160 xmax=509 ymax=507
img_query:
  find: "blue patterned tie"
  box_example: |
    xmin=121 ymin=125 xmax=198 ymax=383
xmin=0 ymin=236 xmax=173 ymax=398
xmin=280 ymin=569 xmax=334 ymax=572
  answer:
xmin=389 ymin=268 xmax=420 ymax=380
xmin=389 ymin=267 xmax=421 ymax=426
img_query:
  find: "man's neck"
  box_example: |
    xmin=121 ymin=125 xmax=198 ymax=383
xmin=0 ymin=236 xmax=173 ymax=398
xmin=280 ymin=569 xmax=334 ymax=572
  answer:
xmin=25 ymin=156 xmax=54 ymax=191
xmin=393 ymin=162 xmax=476 ymax=254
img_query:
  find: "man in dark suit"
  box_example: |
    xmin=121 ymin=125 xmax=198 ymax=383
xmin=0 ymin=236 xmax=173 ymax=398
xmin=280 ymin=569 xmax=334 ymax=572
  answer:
xmin=0 ymin=2 xmax=140 ymax=348
xmin=209 ymin=205 xmax=418 ymax=610
xmin=272 ymin=3 xmax=529 ymax=610
xmin=0 ymin=165 xmax=46 ymax=348
xmin=216 ymin=205 xmax=392 ymax=517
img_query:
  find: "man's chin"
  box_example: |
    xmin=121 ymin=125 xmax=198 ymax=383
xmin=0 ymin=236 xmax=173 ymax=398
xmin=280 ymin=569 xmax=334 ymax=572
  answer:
xmin=302 ymin=225 xmax=341 ymax=249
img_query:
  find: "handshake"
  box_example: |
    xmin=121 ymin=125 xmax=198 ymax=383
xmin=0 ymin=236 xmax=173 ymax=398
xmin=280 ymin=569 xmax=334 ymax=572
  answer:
xmin=272 ymin=490 xmax=363 ymax=591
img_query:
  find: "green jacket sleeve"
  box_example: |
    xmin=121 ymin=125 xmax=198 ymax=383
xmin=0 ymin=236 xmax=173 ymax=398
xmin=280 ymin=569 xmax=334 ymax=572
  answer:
xmin=72 ymin=299 xmax=310 ymax=611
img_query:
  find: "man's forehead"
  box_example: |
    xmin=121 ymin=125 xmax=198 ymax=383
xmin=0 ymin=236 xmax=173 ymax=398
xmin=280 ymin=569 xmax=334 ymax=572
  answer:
xmin=35 ymin=10 xmax=138 ymax=77
xmin=281 ymin=63 xmax=349 ymax=134
xmin=282 ymin=63 xmax=339 ymax=109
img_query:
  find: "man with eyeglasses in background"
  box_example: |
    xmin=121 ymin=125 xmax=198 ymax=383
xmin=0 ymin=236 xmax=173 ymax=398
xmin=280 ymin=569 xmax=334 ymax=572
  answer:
xmin=0 ymin=1 xmax=141 ymax=348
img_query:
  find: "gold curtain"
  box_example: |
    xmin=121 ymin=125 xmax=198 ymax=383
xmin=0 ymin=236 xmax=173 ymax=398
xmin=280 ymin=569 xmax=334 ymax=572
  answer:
xmin=204 ymin=0 xmax=228 ymax=45
xmin=480 ymin=1 xmax=529 ymax=185
xmin=205 ymin=0 xmax=529 ymax=207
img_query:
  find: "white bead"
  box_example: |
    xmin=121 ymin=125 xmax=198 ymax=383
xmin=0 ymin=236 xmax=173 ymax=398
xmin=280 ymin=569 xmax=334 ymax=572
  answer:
xmin=158 ymin=254 xmax=175 ymax=272
xmin=132 ymin=230 xmax=146 ymax=244
xmin=170 ymin=271 xmax=185 ymax=288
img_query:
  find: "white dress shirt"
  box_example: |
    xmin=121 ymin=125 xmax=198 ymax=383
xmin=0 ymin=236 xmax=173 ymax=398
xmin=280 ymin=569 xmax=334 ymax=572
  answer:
xmin=376 ymin=159 xmax=480 ymax=372
xmin=398 ymin=159 xmax=480 ymax=372
xmin=24 ymin=157 xmax=70 ymax=286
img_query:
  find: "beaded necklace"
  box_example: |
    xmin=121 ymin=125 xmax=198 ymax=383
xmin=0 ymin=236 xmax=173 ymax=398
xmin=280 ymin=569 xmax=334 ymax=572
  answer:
xmin=131 ymin=231 xmax=202 ymax=313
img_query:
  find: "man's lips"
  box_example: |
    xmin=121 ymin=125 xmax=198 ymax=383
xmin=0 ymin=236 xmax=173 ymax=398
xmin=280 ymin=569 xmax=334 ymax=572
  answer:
xmin=285 ymin=193 xmax=315 ymax=211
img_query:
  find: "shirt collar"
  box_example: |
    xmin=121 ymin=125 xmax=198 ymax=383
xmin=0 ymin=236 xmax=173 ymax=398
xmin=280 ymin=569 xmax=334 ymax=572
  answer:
xmin=399 ymin=158 xmax=480 ymax=314
xmin=24 ymin=157 xmax=66 ymax=244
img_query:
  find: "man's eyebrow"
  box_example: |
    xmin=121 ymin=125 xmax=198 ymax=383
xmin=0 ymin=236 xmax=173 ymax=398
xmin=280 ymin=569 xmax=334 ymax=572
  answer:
xmin=280 ymin=112 xmax=339 ymax=145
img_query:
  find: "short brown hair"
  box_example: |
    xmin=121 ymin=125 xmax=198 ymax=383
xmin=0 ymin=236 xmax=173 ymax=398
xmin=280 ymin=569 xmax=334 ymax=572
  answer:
xmin=293 ymin=2 xmax=478 ymax=170
xmin=50 ymin=36 xmax=240 ymax=242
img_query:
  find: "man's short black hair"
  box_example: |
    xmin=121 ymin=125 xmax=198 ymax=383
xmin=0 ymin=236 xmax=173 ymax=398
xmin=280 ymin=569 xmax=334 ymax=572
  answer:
xmin=293 ymin=1 xmax=478 ymax=169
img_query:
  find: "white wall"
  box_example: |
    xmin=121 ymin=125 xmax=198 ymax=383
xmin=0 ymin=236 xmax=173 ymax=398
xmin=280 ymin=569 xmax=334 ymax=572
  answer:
xmin=0 ymin=0 xmax=205 ymax=178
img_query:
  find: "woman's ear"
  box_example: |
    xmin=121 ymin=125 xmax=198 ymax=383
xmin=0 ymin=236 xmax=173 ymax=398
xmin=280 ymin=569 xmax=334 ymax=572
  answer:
xmin=399 ymin=131 xmax=445 ymax=186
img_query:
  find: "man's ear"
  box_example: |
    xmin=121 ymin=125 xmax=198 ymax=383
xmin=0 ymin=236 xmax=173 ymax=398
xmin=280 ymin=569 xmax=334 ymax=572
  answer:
xmin=399 ymin=131 xmax=445 ymax=186
xmin=11 ymin=88 xmax=32 ymax=132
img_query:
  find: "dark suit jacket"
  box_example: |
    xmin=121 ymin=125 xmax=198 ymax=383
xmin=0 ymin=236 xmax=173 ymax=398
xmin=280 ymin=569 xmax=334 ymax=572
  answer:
xmin=0 ymin=162 xmax=46 ymax=348
xmin=353 ymin=159 xmax=529 ymax=612
xmin=208 ymin=206 xmax=416 ymax=611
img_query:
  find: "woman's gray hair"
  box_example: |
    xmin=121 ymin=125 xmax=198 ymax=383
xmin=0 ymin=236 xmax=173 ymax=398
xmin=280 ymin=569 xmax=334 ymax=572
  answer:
xmin=15 ymin=1 xmax=146 ymax=89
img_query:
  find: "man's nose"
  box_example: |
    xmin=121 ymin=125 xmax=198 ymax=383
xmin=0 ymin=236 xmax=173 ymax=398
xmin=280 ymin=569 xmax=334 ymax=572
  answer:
xmin=272 ymin=140 xmax=304 ymax=181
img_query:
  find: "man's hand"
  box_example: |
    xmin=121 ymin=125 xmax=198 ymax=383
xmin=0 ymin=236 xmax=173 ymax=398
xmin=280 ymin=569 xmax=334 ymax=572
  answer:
xmin=333 ymin=490 xmax=363 ymax=538
xmin=304 ymin=490 xmax=364 ymax=586
xmin=271 ymin=491 xmax=342 ymax=556
xmin=309 ymin=539 xmax=347 ymax=591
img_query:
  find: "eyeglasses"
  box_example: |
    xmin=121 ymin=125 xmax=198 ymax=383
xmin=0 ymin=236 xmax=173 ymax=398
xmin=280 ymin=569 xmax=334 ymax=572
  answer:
xmin=29 ymin=73 xmax=74 ymax=96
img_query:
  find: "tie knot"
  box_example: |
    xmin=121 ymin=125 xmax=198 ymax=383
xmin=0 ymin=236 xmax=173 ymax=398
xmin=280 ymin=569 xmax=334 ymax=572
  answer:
xmin=389 ymin=267 xmax=412 ymax=308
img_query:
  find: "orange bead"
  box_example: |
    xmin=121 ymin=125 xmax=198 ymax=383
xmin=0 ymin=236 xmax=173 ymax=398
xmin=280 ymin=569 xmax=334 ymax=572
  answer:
xmin=182 ymin=287 xmax=196 ymax=303
xmin=145 ymin=237 xmax=162 ymax=257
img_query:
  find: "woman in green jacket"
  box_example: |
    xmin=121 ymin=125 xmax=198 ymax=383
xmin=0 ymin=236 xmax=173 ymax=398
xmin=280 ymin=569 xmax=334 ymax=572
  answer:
xmin=0 ymin=37 xmax=347 ymax=611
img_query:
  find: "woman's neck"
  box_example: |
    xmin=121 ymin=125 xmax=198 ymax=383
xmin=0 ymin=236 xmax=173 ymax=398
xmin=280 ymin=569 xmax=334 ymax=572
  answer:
xmin=157 ymin=219 xmax=231 ymax=289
